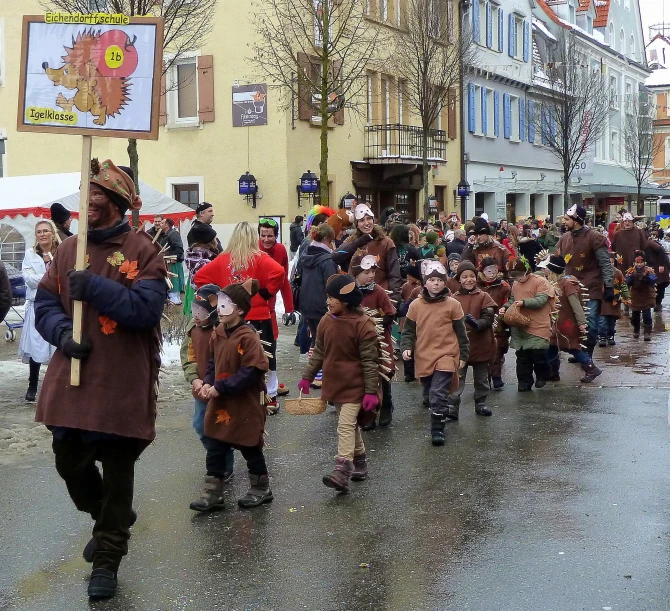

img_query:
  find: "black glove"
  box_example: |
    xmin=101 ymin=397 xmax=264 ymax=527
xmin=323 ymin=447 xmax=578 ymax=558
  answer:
xmin=603 ymin=286 xmax=614 ymax=302
xmin=59 ymin=330 xmax=92 ymax=360
xmin=258 ymin=288 xmax=272 ymax=300
xmin=465 ymin=314 xmax=480 ymax=330
xmin=67 ymin=269 xmax=93 ymax=301
xmin=354 ymin=233 xmax=374 ymax=248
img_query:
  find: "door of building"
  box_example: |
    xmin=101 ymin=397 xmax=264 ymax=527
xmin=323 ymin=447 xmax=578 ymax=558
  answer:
xmin=506 ymin=193 xmax=516 ymax=222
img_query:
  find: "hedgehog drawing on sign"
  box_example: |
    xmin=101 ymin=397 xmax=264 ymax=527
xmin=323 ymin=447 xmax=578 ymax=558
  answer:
xmin=42 ymin=30 xmax=136 ymax=126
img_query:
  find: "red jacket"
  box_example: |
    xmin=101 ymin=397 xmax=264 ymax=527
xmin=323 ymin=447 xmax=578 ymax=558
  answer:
xmin=194 ymin=251 xmax=285 ymax=321
xmin=260 ymin=240 xmax=294 ymax=338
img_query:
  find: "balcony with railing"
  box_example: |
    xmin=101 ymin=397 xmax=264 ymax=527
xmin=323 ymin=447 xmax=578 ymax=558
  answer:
xmin=364 ymin=124 xmax=447 ymax=164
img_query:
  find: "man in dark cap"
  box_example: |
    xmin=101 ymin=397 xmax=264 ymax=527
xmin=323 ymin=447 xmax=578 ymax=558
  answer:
xmin=556 ymin=204 xmax=614 ymax=357
xmin=50 ymin=202 xmax=73 ymax=241
xmin=460 ymin=217 xmax=509 ymax=275
xmin=187 ymin=202 xmax=220 ymax=248
xmin=34 ymin=158 xmax=167 ymax=600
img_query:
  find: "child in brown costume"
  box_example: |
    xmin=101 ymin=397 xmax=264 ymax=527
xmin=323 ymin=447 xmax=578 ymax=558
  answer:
xmin=449 ymin=260 xmax=497 ymax=418
xmin=197 ymin=279 xmax=272 ymax=510
xmin=538 ymin=254 xmax=602 ymax=383
xmin=477 ymin=256 xmax=511 ymax=390
xmin=598 ymin=251 xmax=630 ymax=347
xmin=298 ymin=274 xmax=380 ymax=493
xmin=501 ymin=257 xmax=555 ymax=392
xmin=351 ymin=252 xmax=396 ymax=429
xmin=398 ymin=262 xmax=423 ymax=383
xmin=401 ymin=260 xmax=469 ymax=446
xmin=181 ymin=284 xmax=234 ymax=500
xmin=625 ymin=250 xmax=657 ymax=341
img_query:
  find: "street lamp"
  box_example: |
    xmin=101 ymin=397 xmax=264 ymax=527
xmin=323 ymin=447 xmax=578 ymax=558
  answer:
xmin=297 ymin=170 xmax=319 ymax=207
xmin=457 ymin=179 xmax=470 ymax=222
xmin=238 ymin=171 xmax=259 ymax=208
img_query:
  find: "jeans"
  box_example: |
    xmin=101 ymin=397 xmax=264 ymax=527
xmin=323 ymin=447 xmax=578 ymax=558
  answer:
xmin=203 ymin=438 xmax=266 ymax=478
xmin=584 ymin=299 xmax=601 ymax=353
xmin=546 ymin=345 xmax=590 ymax=370
xmin=631 ymin=309 xmax=652 ymax=328
xmin=52 ymin=432 xmax=150 ymax=572
xmin=420 ymin=370 xmax=454 ymax=416
xmin=193 ymin=399 xmax=234 ymax=473
xmin=597 ymin=315 xmax=617 ymax=337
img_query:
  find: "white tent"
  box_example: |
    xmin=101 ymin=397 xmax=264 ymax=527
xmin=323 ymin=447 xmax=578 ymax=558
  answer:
xmin=0 ymin=172 xmax=195 ymax=247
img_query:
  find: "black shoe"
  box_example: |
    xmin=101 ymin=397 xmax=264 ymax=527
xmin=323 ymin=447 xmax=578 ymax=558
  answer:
xmin=475 ymin=402 xmax=492 ymax=417
xmin=546 ymin=373 xmax=561 ymax=382
xmin=88 ymin=568 xmax=117 ymax=599
xmin=567 ymin=357 xmax=577 ymax=364
xmin=607 ymin=335 xmax=616 ymax=346
xmin=25 ymin=386 xmax=37 ymax=402
xmin=598 ymin=336 xmax=607 ymax=347
xmin=378 ymin=406 xmax=393 ymax=427
xmin=492 ymin=377 xmax=504 ymax=389
xmin=430 ymin=413 xmax=446 ymax=446
xmin=445 ymin=404 xmax=459 ymax=421
xmin=84 ymin=510 xmax=137 ymax=563
xmin=534 ymin=379 xmax=547 ymax=389
xmin=361 ymin=417 xmax=377 ymax=431
xmin=422 ymin=396 xmax=430 ymax=409
xmin=404 ymin=375 xmax=416 ymax=383
xmin=518 ymin=385 xmax=532 ymax=392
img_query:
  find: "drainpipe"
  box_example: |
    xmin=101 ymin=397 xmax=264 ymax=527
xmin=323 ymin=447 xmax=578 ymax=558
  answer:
xmin=459 ymin=0 xmax=468 ymax=221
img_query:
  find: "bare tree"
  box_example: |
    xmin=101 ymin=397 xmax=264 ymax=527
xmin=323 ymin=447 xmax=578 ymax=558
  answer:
xmin=620 ymin=94 xmax=668 ymax=215
xmin=392 ymin=0 xmax=475 ymax=217
xmin=533 ymin=29 xmax=609 ymax=202
xmin=40 ymin=0 xmax=217 ymax=195
xmin=251 ymin=0 xmax=382 ymax=207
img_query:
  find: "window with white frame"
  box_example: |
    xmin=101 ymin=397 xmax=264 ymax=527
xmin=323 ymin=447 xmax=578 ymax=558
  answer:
xmin=486 ymin=88 xmax=494 ymax=137
xmin=513 ymin=14 xmax=524 ymax=59
xmin=625 ymin=81 xmax=632 ymax=108
xmin=510 ymin=95 xmax=520 ymax=141
xmin=478 ymin=0 xmax=486 ymax=45
xmin=610 ymin=130 xmax=619 ymax=161
xmin=167 ymin=54 xmax=200 ymax=124
xmin=608 ymin=22 xmax=614 ymax=46
xmin=586 ymin=15 xmax=592 ymax=33
xmin=491 ymin=3 xmax=501 ymax=51
xmin=473 ymin=84 xmax=482 ymax=134
xmin=568 ymin=0 xmax=576 ymax=24
xmin=380 ymin=0 xmax=388 ymax=22
xmin=629 ymin=35 xmax=635 ymax=59
xmin=166 ymin=176 xmax=204 ymax=209
xmin=395 ymin=0 xmax=401 ymax=26
xmin=619 ymin=29 xmax=625 ymax=54
xmin=397 ymin=79 xmax=404 ymax=124
xmin=609 ymin=74 xmax=619 ymax=109
xmin=366 ymin=73 xmax=373 ymax=124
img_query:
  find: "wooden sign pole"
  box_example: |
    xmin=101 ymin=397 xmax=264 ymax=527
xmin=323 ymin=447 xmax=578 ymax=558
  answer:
xmin=70 ymin=134 xmax=92 ymax=387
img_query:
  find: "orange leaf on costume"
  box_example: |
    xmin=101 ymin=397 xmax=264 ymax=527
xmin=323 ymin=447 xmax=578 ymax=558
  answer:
xmin=216 ymin=372 xmax=231 ymax=380
xmin=215 ymin=409 xmax=231 ymax=425
xmin=99 ymin=315 xmax=117 ymax=335
xmin=120 ymin=259 xmax=140 ymax=280
xmin=237 ymin=343 xmax=244 ymax=356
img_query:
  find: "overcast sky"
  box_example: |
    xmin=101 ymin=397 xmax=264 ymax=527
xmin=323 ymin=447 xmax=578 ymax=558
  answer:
xmin=640 ymin=0 xmax=670 ymax=43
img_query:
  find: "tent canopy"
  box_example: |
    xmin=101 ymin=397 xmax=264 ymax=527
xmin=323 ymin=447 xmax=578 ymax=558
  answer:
xmin=0 ymin=172 xmax=195 ymax=222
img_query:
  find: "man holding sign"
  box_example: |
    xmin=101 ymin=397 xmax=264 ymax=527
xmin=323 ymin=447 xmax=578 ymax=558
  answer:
xmin=34 ymin=159 xmax=166 ymax=600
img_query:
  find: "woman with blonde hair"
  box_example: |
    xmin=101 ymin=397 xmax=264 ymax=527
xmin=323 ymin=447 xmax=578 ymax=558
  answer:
xmin=19 ymin=219 xmax=59 ymax=402
xmin=194 ymin=221 xmax=285 ymax=410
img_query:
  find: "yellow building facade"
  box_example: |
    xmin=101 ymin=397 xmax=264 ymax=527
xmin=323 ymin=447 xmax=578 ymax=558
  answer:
xmin=0 ymin=0 xmax=462 ymax=244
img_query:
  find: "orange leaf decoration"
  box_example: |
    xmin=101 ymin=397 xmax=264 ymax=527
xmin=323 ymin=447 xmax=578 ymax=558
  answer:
xmin=237 ymin=343 xmax=244 ymax=356
xmin=119 ymin=259 xmax=140 ymax=280
xmin=99 ymin=315 xmax=117 ymax=335
xmin=216 ymin=372 xmax=231 ymax=381
xmin=215 ymin=409 xmax=231 ymax=425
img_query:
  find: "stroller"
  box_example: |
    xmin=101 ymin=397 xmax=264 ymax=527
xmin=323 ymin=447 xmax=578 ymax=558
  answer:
xmin=3 ymin=263 xmax=26 ymax=342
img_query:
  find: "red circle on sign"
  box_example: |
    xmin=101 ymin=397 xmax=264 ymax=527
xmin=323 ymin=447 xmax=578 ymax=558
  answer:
xmin=93 ymin=30 xmax=138 ymax=78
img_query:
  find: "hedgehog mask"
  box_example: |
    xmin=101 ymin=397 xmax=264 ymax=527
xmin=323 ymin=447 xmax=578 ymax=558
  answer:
xmin=90 ymin=158 xmax=142 ymax=216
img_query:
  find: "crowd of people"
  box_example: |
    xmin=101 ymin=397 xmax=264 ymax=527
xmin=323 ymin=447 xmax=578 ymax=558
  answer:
xmin=5 ymin=160 xmax=670 ymax=600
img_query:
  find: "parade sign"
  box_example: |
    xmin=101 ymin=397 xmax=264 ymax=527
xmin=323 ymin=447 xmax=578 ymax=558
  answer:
xmin=232 ymin=84 xmax=268 ymax=127
xmin=17 ymin=14 xmax=164 ymax=140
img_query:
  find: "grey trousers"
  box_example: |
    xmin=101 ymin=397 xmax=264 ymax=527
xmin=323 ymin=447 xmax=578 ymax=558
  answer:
xmin=448 ymin=362 xmax=490 ymax=404
xmin=421 ymin=371 xmax=454 ymax=416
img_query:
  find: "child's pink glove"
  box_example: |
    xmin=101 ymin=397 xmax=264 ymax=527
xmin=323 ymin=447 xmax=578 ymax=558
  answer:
xmin=362 ymin=394 xmax=379 ymax=412
xmin=297 ymin=379 xmax=311 ymax=394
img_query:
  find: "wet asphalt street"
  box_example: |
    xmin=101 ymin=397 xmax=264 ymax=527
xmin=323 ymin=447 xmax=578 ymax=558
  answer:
xmin=0 ymin=316 xmax=670 ymax=611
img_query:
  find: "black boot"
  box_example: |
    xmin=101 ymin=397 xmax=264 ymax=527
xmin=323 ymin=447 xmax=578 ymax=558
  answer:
xmin=445 ymin=400 xmax=459 ymax=421
xmin=580 ymin=361 xmax=602 ymax=383
xmin=491 ymin=377 xmax=504 ymax=390
xmin=598 ymin=335 xmax=607 ymax=347
xmin=644 ymin=325 xmax=652 ymax=341
xmin=378 ymin=380 xmax=393 ymax=427
xmin=25 ymin=385 xmax=37 ymax=402
xmin=88 ymin=568 xmax=117 ymax=599
xmin=607 ymin=335 xmax=616 ymax=346
xmin=547 ymin=360 xmax=560 ymax=382
xmin=430 ymin=412 xmax=446 ymax=446
xmin=83 ymin=509 xmax=137 ymax=563
xmin=567 ymin=356 xmax=578 ymax=364
xmin=361 ymin=416 xmax=377 ymax=431
xmin=422 ymin=385 xmax=430 ymax=409
xmin=475 ymin=399 xmax=492 ymax=417
xmin=26 ymin=359 xmax=40 ymax=402
xmin=632 ymin=323 xmax=640 ymax=339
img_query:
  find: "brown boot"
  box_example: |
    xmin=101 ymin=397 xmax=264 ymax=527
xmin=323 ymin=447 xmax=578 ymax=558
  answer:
xmin=190 ymin=476 xmax=225 ymax=512
xmin=351 ymin=454 xmax=368 ymax=481
xmin=323 ymin=457 xmax=353 ymax=492
xmin=238 ymin=474 xmax=274 ymax=508
xmin=580 ymin=361 xmax=602 ymax=383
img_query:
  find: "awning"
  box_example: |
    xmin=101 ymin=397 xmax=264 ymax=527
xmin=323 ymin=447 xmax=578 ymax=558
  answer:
xmin=580 ymin=183 xmax=670 ymax=197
